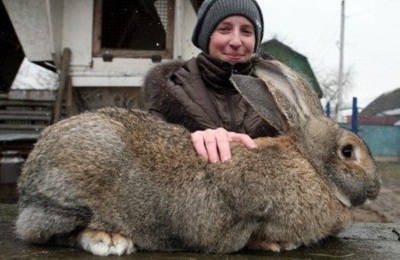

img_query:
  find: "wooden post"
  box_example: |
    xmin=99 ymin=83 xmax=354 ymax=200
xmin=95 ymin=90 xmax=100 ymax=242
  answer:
xmin=52 ymin=48 xmax=71 ymax=124
xmin=65 ymin=75 xmax=76 ymax=117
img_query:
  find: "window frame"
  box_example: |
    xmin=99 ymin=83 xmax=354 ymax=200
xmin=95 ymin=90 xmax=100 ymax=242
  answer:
xmin=93 ymin=0 xmax=175 ymax=59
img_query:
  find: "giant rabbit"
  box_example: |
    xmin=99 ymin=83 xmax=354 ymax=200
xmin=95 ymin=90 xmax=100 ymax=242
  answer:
xmin=16 ymin=58 xmax=381 ymax=256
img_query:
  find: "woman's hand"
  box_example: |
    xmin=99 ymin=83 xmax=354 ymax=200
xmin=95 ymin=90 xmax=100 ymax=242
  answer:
xmin=191 ymin=128 xmax=256 ymax=163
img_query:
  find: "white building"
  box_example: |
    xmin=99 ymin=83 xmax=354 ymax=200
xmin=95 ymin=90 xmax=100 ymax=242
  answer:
xmin=3 ymin=0 xmax=203 ymax=110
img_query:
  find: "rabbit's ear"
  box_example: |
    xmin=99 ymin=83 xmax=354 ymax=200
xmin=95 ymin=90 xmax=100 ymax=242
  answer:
xmin=230 ymin=75 xmax=289 ymax=133
xmin=231 ymin=59 xmax=324 ymax=132
xmin=252 ymin=59 xmax=324 ymax=126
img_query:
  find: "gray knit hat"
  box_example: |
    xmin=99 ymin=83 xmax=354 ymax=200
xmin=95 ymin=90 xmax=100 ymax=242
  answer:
xmin=191 ymin=0 xmax=264 ymax=53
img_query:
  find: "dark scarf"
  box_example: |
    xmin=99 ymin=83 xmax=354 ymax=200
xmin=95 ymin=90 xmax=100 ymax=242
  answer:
xmin=196 ymin=53 xmax=254 ymax=92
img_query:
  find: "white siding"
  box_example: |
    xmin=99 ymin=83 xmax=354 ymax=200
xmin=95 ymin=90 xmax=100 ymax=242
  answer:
xmin=4 ymin=0 xmax=201 ymax=87
xmin=62 ymin=0 xmax=93 ymax=67
xmin=3 ymin=0 xmax=52 ymax=61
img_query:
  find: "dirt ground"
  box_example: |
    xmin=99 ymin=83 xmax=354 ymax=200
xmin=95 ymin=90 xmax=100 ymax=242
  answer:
xmin=352 ymin=161 xmax=400 ymax=223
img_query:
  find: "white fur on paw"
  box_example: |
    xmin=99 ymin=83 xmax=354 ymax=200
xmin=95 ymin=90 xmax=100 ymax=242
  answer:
xmin=267 ymin=242 xmax=281 ymax=252
xmin=282 ymin=242 xmax=299 ymax=251
xmin=108 ymin=234 xmax=135 ymax=255
xmin=77 ymin=229 xmax=135 ymax=256
xmin=248 ymin=240 xmax=281 ymax=252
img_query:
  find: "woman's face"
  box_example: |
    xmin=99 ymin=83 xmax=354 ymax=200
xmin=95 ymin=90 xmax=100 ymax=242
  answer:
xmin=209 ymin=16 xmax=256 ymax=64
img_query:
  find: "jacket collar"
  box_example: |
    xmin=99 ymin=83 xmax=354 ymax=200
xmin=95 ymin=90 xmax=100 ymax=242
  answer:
xmin=196 ymin=52 xmax=253 ymax=91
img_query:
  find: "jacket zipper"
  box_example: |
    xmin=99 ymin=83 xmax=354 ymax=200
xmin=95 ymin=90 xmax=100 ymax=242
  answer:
xmin=227 ymin=66 xmax=237 ymax=132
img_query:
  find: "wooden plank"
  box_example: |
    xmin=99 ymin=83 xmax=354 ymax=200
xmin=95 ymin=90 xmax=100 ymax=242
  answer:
xmin=8 ymin=90 xmax=56 ymax=101
xmin=92 ymin=0 xmax=102 ymax=57
xmin=0 ymin=110 xmax=51 ymax=116
xmin=165 ymin=0 xmax=175 ymax=59
xmin=53 ymin=48 xmax=71 ymax=123
xmin=0 ymin=132 xmax=40 ymax=140
xmin=0 ymin=124 xmax=47 ymax=130
xmin=0 ymin=100 xmax=53 ymax=107
xmin=65 ymin=76 xmax=75 ymax=117
xmin=0 ymin=115 xmax=50 ymax=121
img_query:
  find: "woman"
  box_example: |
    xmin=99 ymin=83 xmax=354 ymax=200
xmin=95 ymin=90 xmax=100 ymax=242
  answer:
xmin=143 ymin=0 xmax=278 ymax=163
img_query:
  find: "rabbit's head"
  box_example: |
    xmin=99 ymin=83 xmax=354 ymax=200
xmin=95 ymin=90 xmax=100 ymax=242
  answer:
xmin=231 ymin=58 xmax=381 ymax=208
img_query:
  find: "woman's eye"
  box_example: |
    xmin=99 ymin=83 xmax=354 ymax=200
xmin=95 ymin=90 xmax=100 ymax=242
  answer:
xmin=242 ymin=27 xmax=254 ymax=35
xmin=218 ymin=27 xmax=230 ymax=32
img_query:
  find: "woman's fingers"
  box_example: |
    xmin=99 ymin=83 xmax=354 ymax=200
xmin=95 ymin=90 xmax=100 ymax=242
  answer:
xmin=191 ymin=128 xmax=229 ymax=163
xmin=214 ymin=128 xmax=231 ymax=162
xmin=228 ymin=132 xmax=257 ymax=149
xmin=202 ymin=129 xmax=221 ymax=163
xmin=191 ymin=128 xmax=256 ymax=163
xmin=191 ymin=131 xmax=210 ymax=161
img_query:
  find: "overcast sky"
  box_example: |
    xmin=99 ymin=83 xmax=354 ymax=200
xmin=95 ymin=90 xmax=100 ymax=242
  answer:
xmin=258 ymin=0 xmax=400 ymax=109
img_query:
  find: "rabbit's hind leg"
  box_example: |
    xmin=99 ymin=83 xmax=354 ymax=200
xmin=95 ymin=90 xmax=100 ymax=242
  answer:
xmin=15 ymin=203 xmax=91 ymax=245
xmin=76 ymin=228 xmax=136 ymax=256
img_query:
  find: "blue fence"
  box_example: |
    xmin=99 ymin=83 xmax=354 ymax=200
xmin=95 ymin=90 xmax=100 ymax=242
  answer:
xmin=341 ymin=124 xmax=400 ymax=158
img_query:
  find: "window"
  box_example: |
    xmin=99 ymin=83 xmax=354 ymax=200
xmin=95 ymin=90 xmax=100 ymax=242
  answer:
xmin=93 ymin=0 xmax=175 ymax=59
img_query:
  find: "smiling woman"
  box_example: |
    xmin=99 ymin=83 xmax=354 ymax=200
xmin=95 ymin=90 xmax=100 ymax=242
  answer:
xmin=208 ymin=16 xmax=256 ymax=63
xmin=143 ymin=0 xmax=280 ymax=164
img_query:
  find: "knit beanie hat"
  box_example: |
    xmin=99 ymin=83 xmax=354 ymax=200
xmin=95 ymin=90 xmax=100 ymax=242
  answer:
xmin=191 ymin=0 xmax=264 ymax=53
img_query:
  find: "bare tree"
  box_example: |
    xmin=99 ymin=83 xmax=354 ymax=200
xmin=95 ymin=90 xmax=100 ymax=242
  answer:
xmin=316 ymin=67 xmax=353 ymax=120
xmin=319 ymin=67 xmax=353 ymax=104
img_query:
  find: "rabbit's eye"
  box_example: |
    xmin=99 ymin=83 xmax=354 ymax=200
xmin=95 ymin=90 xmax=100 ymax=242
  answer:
xmin=341 ymin=145 xmax=354 ymax=159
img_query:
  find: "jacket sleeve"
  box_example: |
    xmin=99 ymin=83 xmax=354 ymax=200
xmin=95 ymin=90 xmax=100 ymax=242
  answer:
xmin=148 ymin=107 xmax=167 ymax=121
xmin=141 ymin=60 xmax=206 ymax=132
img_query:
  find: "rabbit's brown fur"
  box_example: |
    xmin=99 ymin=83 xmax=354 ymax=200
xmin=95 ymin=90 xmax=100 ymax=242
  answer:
xmin=16 ymin=59 xmax=380 ymax=255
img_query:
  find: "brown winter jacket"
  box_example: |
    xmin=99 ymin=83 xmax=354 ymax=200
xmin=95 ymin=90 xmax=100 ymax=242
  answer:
xmin=142 ymin=53 xmax=279 ymax=138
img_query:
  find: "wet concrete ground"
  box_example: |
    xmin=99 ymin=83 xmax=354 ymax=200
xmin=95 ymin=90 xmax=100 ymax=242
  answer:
xmin=1 ymin=203 xmax=399 ymax=259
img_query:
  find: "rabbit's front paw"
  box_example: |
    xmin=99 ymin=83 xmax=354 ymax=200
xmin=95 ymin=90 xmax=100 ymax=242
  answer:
xmin=77 ymin=228 xmax=136 ymax=256
xmin=247 ymin=240 xmax=299 ymax=252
